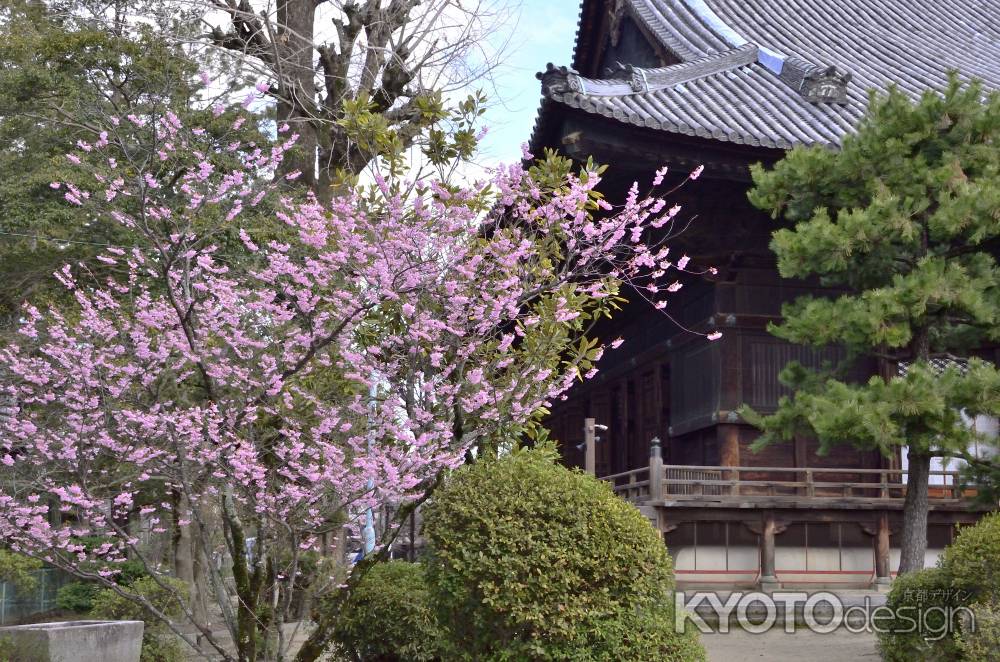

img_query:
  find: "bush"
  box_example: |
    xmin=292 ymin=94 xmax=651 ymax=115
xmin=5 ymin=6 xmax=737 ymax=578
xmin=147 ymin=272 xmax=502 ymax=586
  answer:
xmin=877 ymin=566 xmax=972 ymax=662
xmin=423 ymin=445 xmax=704 ymax=661
xmin=91 ymin=576 xmax=189 ymax=662
xmin=114 ymin=559 xmax=152 ymax=587
xmin=0 ymin=549 xmax=42 ymax=595
xmin=55 ymin=581 xmax=101 ymax=613
xmin=957 ymin=599 xmax=1000 ymax=661
xmin=940 ymin=511 xmax=1000 ymax=603
xmin=52 ymin=559 xmax=150 ymax=615
xmin=328 ymin=561 xmax=444 ymax=661
xmin=878 ymin=513 xmax=1000 ymax=662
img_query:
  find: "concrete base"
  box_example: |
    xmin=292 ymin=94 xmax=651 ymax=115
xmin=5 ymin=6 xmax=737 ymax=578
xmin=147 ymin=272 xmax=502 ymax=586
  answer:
xmin=873 ymin=577 xmax=892 ymax=593
xmin=0 ymin=620 xmax=143 ymax=662
xmin=759 ymin=575 xmax=781 ymax=592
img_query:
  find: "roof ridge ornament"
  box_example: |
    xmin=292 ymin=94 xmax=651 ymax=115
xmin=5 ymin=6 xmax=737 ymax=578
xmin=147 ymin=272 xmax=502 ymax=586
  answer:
xmin=800 ymin=65 xmax=852 ymax=104
xmin=536 ymin=63 xmax=586 ymax=97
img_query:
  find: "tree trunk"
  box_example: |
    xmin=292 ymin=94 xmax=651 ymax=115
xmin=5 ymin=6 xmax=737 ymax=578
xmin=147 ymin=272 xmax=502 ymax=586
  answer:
xmin=898 ymin=449 xmax=931 ymax=574
xmin=190 ymin=517 xmax=211 ymax=631
xmin=275 ymin=0 xmax=318 ymax=188
xmin=175 ymin=493 xmax=211 ymax=633
xmin=223 ymin=490 xmax=260 ymax=662
xmin=174 ymin=492 xmax=195 ymax=592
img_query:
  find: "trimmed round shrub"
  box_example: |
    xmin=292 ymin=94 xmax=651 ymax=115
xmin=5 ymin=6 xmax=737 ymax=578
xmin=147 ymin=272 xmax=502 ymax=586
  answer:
xmin=55 ymin=581 xmax=101 ymax=613
xmin=91 ymin=576 xmax=189 ymax=662
xmin=328 ymin=561 xmax=444 ymax=661
xmin=877 ymin=567 xmax=966 ymax=662
xmin=941 ymin=511 xmax=1000 ymax=603
xmin=423 ymin=445 xmax=704 ymax=661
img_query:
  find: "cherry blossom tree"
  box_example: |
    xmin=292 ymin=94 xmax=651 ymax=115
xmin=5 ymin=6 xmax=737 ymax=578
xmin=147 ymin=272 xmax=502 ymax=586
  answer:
xmin=0 ymin=98 xmax=708 ymax=660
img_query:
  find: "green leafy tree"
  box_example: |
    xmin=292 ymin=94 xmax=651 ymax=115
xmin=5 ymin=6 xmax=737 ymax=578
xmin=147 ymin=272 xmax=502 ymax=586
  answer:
xmin=878 ymin=511 xmax=1000 ymax=660
xmin=55 ymin=581 xmax=102 ymax=612
xmin=877 ymin=566 xmax=964 ymax=661
xmin=0 ymin=549 xmax=42 ymax=595
xmin=0 ymin=0 xmax=275 ymax=326
xmin=743 ymin=75 xmax=1000 ymax=574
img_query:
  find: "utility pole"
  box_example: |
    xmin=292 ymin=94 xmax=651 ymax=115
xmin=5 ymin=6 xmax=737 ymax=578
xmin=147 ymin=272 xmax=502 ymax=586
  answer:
xmin=584 ymin=418 xmax=596 ymax=475
xmin=583 ymin=418 xmax=608 ymax=476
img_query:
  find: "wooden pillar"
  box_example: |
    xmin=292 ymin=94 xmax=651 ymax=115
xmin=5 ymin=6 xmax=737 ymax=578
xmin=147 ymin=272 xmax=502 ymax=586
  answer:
xmin=720 ymin=424 xmax=740 ymax=495
xmin=584 ymin=418 xmax=596 ymax=476
xmin=719 ymin=423 xmax=741 ymax=466
xmin=794 ymin=434 xmax=808 ymax=496
xmin=611 ymin=383 xmax=628 ymax=474
xmin=649 ymin=437 xmax=663 ymax=502
xmin=875 ymin=511 xmax=892 ymax=591
xmin=760 ymin=512 xmax=779 ymax=590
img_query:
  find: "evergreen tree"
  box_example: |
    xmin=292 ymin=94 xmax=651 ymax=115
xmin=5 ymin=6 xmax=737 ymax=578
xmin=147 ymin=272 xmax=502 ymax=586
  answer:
xmin=0 ymin=0 xmax=271 ymax=326
xmin=743 ymin=75 xmax=1000 ymax=574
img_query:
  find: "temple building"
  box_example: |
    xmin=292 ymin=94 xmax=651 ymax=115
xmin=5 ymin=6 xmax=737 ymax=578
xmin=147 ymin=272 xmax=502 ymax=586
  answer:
xmin=532 ymin=0 xmax=1000 ymax=588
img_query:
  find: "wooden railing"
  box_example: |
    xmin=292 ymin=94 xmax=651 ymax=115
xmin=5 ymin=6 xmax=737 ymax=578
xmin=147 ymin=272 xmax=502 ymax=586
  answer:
xmin=602 ymin=464 xmax=973 ymax=505
xmin=664 ymin=466 xmax=726 ymax=496
xmin=601 ymin=467 xmax=651 ymax=502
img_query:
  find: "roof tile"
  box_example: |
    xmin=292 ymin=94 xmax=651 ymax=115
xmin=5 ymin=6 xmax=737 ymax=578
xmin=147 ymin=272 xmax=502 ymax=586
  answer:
xmin=543 ymin=0 xmax=1000 ymax=149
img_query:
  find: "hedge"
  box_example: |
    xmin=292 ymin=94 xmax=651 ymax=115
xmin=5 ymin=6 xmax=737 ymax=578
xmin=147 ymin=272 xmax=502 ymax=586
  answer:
xmin=879 ymin=512 xmax=1000 ymax=661
xmin=328 ymin=560 xmax=444 ymax=661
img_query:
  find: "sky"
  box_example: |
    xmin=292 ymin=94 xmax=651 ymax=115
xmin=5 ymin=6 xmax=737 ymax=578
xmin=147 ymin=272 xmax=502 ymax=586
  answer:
xmin=473 ymin=0 xmax=582 ymax=166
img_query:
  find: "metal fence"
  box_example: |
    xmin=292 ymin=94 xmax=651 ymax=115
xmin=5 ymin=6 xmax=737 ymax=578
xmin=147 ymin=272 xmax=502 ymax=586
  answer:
xmin=0 ymin=568 xmax=73 ymax=625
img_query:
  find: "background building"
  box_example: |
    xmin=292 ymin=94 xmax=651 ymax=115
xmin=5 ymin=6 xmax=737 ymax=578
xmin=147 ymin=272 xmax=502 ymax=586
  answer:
xmin=532 ymin=0 xmax=1000 ymax=588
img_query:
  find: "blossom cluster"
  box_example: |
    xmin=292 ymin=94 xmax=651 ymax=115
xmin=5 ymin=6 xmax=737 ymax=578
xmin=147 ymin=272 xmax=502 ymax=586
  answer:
xmin=0 ymin=107 xmax=708 ymax=580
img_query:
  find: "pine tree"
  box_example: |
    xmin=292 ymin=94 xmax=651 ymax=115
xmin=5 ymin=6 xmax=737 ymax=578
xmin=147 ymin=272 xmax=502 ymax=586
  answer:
xmin=743 ymin=75 xmax=1000 ymax=574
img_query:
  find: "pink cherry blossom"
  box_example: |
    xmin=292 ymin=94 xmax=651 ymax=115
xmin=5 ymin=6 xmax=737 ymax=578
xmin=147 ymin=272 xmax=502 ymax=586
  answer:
xmin=1 ymin=105 xmax=712 ymax=660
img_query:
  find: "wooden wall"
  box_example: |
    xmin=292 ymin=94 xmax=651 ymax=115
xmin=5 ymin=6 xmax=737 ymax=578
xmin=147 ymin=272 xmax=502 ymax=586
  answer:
xmin=541 ymin=152 xmax=881 ymax=476
xmin=546 ymin=264 xmax=882 ymax=475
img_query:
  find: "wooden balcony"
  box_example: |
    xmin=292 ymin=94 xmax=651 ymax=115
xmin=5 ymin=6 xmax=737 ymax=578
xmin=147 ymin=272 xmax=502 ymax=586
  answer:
xmin=589 ymin=434 xmax=990 ymax=589
xmin=601 ymin=464 xmax=978 ymax=510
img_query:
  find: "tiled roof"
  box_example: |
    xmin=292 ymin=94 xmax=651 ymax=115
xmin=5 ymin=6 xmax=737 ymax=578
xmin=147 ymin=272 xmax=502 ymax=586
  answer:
xmin=540 ymin=0 xmax=1000 ymax=149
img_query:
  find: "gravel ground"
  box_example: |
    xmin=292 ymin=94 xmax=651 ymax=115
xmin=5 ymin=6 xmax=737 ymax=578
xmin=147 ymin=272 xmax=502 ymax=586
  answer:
xmin=702 ymin=628 xmax=880 ymax=661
